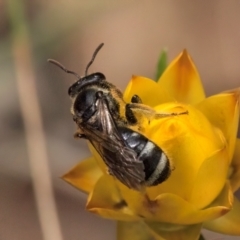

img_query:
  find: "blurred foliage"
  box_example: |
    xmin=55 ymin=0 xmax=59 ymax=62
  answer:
xmin=155 ymin=48 xmax=168 ymax=81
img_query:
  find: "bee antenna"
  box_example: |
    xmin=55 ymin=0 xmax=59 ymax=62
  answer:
xmin=85 ymin=43 xmax=104 ymax=76
xmin=48 ymin=59 xmax=81 ymax=79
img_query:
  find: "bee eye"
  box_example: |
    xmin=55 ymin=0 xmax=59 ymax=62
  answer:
xmin=73 ymin=88 xmax=98 ymax=122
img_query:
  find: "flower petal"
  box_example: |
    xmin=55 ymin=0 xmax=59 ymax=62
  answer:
xmin=196 ymin=90 xmax=240 ymax=160
xmin=115 ymin=181 xmax=232 ymax=224
xmin=62 ymin=157 xmax=102 ymax=193
xmin=145 ymin=103 xmax=225 ymax=203
xmin=123 ymin=75 xmax=173 ymax=106
xmin=158 ymin=50 xmax=205 ymax=104
xmin=145 ymin=222 xmax=202 ymax=240
xmin=230 ymin=138 xmax=240 ymax=192
xmin=86 ymin=175 xmax=139 ymax=221
xmin=117 ymin=221 xmax=155 ymax=240
xmin=203 ymin=197 xmax=240 ymax=235
xmin=189 ymin=147 xmax=229 ymax=209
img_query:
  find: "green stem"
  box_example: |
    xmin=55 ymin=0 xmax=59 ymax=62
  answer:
xmin=6 ymin=1 xmax=63 ymax=240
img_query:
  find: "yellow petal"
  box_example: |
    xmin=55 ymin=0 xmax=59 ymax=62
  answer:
xmin=116 ymin=181 xmax=232 ymax=224
xmin=86 ymin=175 xmax=139 ymax=221
xmin=123 ymin=75 xmax=173 ymax=106
xmin=117 ymin=221 xmax=155 ymax=240
xmin=62 ymin=157 xmax=102 ymax=193
xmin=196 ymin=90 xmax=240 ymax=160
xmin=189 ymin=147 xmax=229 ymax=209
xmin=145 ymin=222 xmax=202 ymax=240
xmin=145 ymin=103 xmax=225 ymax=203
xmin=158 ymin=50 xmax=205 ymax=104
xmin=230 ymin=138 xmax=240 ymax=192
xmin=203 ymin=197 xmax=240 ymax=235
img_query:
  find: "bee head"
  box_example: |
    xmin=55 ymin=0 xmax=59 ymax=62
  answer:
xmin=68 ymin=72 xmax=105 ymax=97
xmin=48 ymin=43 xmax=105 ymax=98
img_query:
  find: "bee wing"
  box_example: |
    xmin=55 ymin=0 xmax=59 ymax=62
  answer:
xmin=83 ymin=97 xmax=145 ymax=190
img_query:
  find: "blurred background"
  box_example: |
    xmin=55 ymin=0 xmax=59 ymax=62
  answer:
xmin=1 ymin=0 xmax=240 ymax=239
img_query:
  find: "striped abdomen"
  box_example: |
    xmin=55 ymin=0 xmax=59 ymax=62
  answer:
xmin=119 ymin=127 xmax=171 ymax=186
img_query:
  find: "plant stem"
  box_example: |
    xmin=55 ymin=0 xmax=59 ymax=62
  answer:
xmin=6 ymin=1 xmax=63 ymax=240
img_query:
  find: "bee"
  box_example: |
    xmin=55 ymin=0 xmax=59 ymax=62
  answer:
xmin=48 ymin=43 xmax=187 ymax=191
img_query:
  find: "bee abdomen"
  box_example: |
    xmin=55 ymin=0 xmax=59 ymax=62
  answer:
xmin=120 ymin=127 xmax=171 ymax=187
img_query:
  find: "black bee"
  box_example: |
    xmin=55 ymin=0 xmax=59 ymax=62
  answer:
xmin=48 ymin=43 xmax=186 ymax=191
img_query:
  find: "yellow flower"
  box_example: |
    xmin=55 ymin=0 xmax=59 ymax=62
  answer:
xmin=63 ymin=50 xmax=240 ymax=240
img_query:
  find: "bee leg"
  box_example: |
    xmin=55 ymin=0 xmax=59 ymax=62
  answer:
xmin=131 ymin=94 xmax=142 ymax=103
xmin=95 ymin=90 xmax=104 ymax=98
xmin=74 ymin=132 xmax=87 ymax=139
xmin=125 ymin=104 xmax=138 ymax=124
xmin=154 ymin=110 xmax=188 ymax=119
xmin=74 ymin=133 xmax=87 ymax=139
xmin=73 ymin=116 xmax=77 ymax=122
xmin=128 ymin=103 xmax=188 ymax=119
xmin=127 ymin=103 xmax=157 ymax=118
